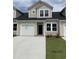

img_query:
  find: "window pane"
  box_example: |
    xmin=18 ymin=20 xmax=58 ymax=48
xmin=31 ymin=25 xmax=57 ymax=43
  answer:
xmin=14 ymin=24 xmax=17 ymax=26
xmin=45 ymin=10 xmax=48 ymax=16
xmin=47 ymin=24 xmax=51 ymax=31
xmin=52 ymin=24 xmax=56 ymax=27
xmin=13 ymin=28 xmax=17 ymax=30
xmin=40 ymin=10 xmax=43 ymax=16
xmin=13 ymin=24 xmax=17 ymax=31
xmin=53 ymin=28 xmax=57 ymax=31
xmin=52 ymin=24 xmax=57 ymax=31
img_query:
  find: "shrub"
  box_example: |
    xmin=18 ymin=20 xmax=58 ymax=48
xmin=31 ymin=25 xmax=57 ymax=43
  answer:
xmin=56 ymin=34 xmax=60 ymax=38
xmin=46 ymin=35 xmax=52 ymax=38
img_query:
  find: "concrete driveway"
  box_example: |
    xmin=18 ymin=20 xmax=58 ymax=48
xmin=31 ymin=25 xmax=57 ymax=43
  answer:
xmin=13 ymin=36 xmax=46 ymax=59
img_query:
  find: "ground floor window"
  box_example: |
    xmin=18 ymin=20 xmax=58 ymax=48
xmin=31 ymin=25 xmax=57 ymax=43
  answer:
xmin=47 ymin=23 xmax=57 ymax=31
xmin=13 ymin=24 xmax=17 ymax=31
xmin=52 ymin=24 xmax=57 ymax=31
xmin=47 ymin=24 xmax=51 ymax=31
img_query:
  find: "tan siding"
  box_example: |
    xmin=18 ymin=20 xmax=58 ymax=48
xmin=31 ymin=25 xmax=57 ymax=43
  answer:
xmin=29 ymin=8 xmax=37 ymax=18
xmin=16 ymin=11 xmax=21 ymax=17
xmin=59 ymin=20 xmax=66 ymax=36
xmin=13 ymin=9 xmax=16 ymax=18
xmin=28 ymin=5 xmax=52 ymax=18
xmin=13 ymin=9 xmax=21 ymax=18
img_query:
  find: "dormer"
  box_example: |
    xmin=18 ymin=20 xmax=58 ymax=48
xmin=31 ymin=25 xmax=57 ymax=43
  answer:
xmin=28 ymin=1 xmax=53 ymax=18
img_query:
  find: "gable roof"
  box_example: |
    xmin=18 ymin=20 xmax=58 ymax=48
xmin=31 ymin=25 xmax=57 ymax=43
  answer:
xmin=52 ymin=12 xmax=66 ymax=20
xmin=28 ymin=1 xmax=53 ymax=10
xmin=14 ymin=6 xmax=66 ymax=20
xmin=60 ymin=7 xmax=66 ymax=17
xmin=13 ymin=7 xmax=23 ymax=14
xmin=15 ymin=12 xmax=65 ymax=20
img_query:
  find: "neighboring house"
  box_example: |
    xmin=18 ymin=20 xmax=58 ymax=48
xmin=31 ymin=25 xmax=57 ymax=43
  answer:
xmin=13 ymin=7 xmax=22 ymax=35
xmin=59 ymin=8 xmax=66 ymax=37
xmin=13 ymin=7 xmax=22 ymax=18
xmin=13 ymin=1 xmax=66 ymax=36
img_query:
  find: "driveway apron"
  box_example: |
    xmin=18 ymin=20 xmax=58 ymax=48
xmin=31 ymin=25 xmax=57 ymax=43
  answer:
xmin=13 ymin=36 xmax=46 ymax=59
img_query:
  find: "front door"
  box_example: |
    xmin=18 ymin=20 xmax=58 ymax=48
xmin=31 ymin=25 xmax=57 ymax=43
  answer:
xmin=38 ymin=24 xmax=43 ymax=35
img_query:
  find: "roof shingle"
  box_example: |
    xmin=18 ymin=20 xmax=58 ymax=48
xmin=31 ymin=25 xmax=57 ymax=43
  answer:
xmin=15 ymin=12 xmax=65 ymax=20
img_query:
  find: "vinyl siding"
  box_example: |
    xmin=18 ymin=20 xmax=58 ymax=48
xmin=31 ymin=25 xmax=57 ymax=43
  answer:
xmin=28 ymin=5 xmax=52 ymax=18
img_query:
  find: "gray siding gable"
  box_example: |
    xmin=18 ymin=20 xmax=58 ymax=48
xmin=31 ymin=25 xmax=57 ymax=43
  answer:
xmin=28 ymin=1 xmax=53 ymax=10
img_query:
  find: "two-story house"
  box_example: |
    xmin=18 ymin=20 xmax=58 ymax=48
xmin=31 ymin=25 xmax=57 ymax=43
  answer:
xmin=13 ymin=1 xmax=66 ymax=37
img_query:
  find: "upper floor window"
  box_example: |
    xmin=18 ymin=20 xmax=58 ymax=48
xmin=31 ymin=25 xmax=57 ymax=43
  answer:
xmin=40 ymin=10 xmax=43 ymax=17
xmin=45 ymin=10 xmax=48 ymax=16
xmin=40 ymin=10 xmax=49 ymax=17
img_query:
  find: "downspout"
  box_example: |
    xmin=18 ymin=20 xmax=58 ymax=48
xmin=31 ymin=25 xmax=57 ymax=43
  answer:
xmin=58 ymin=19 xmax=60 ymax=36
xmin=36 ymin=8 xmax=37 ymax=18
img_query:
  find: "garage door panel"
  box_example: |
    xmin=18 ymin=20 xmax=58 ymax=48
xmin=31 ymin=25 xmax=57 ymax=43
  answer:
xmin=20 ymin=24 xmax=35 ymax=36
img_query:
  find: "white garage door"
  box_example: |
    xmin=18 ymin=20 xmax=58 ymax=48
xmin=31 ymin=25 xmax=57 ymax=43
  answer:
xmin=20 ymin=24 xmax=35 ymax=36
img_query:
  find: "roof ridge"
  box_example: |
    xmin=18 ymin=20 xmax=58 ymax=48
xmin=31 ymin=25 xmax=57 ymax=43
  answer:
xmin=28 ymin=0 xmax=53 ymax=10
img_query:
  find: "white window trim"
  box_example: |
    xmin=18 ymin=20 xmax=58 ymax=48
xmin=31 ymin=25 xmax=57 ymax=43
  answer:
xmin=13 ymin=10 xmax=16 ymax=18
xmin=46 ymin=22 xmax=57 ymax=32
xmin=39 ymin=9 xmax=49 ymax=18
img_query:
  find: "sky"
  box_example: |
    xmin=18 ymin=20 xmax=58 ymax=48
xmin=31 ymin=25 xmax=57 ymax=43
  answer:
xmin=13 ymin=0 xmax=66 ymax=13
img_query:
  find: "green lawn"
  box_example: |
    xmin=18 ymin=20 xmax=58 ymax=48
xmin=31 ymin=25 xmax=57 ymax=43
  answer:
xmin=46 ymin=37 xmax=66 ymax=59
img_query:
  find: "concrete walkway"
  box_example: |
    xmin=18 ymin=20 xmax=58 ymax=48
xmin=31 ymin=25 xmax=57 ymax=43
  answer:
xmin=13 ymin=36 xmax=46 ymax=59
